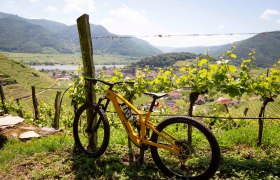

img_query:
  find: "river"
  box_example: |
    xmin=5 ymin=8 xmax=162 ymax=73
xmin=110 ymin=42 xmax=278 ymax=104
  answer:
xmin=31 ymin=64 xmax=126 ymax=71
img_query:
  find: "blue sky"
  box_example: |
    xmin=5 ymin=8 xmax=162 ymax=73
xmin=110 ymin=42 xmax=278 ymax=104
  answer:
xmin=1 ymin=0 xmax=280 ymax=47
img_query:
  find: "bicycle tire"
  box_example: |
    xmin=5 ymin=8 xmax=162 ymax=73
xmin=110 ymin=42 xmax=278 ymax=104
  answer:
xmin=150 ymin=116 xmax=220 ymax=179
xmin=73 ymin=103 xmax=110 ymax=157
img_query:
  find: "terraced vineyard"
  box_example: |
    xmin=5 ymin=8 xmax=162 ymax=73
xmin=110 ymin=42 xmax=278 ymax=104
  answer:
xmin=0 ymin=53 xmax=56 ymax=102
xmin=229 ymin=97 xmax=280 ymax=118
xmin=192 ymin=95 xmax=280 ymax=119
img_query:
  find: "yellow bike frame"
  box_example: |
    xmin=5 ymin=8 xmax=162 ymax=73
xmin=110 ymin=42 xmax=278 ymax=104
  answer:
xmin=105 ymin=89 xmax=180 ymax=154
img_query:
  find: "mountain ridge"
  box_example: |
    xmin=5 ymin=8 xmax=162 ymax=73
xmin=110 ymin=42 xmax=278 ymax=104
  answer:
xmin=0 ymin=12 xmax=162 ymax=57
xmin=169 ymin=31 xmax=280 ymax=67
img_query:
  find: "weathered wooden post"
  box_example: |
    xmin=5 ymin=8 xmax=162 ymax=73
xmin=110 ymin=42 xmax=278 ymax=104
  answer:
xmin=77 ymin=14 xmax=96 ymax=148
xmin=257 ymin=68 xmax=271 ymax=147
xmin=77 ymin=14 xmax=96 ymax=104
xmin=31 ymin=86 xmax=39 ymax=121
xmin=0 ymin=84 xmax=8 ymax=114
xmin=53 ymin=91 xmax=62 ymax=129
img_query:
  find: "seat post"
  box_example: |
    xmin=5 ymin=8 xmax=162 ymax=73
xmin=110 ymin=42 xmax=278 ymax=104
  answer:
xmin=149 ymin=98 xmax=157 ymax=112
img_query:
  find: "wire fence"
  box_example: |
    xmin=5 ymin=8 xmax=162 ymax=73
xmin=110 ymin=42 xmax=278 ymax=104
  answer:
xmin=104 ymin=111 xmax=280 ymax=120
xmin=91 ymin=31 xmax=277 ymax=39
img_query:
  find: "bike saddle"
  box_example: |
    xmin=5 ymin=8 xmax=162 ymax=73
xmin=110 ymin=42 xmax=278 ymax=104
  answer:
xmin=144 ymin=92 xmax=167 ymax=99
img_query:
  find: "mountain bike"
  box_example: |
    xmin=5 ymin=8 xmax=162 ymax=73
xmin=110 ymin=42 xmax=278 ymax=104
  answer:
xmin=73 ymin=77 xmax=221 ymax=179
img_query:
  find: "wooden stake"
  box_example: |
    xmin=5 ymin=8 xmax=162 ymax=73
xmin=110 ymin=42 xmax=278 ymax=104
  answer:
xmin=53 ymin=91 xmax=62 ymax=129
xmin=0 ymin=84 xmax=8 ymax=114
xmin=32 ymin=86 xmax=39 ymax=121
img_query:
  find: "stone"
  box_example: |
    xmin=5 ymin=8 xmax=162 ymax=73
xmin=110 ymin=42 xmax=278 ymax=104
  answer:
xmin=39 ymin=127 xmax=60 ymax=136
xmin=19 ymin=131 xmax=40 ymax=139
xmin=0 ymin=116 xmax=24 ymax=129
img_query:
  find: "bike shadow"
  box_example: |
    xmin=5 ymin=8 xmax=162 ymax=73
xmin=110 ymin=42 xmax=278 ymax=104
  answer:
xmin=71 ymin=148 xmax=161 ymax=179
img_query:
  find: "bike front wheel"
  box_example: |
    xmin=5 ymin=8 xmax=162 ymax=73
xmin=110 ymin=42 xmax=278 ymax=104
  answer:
xmin=73 ymin=103 xmax=110 ymax=157
xmin=150 ymin=116 xmax=220 ymax=179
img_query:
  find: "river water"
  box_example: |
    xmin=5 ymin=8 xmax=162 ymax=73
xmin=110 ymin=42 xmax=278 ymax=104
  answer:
xmin=31 ymin=64 xmax=125 ymax=71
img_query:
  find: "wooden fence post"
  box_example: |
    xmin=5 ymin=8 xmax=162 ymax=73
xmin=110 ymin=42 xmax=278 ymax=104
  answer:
xmin=31 ymin=86 xmax=39 ymax=121
xmin=53 ymin=91 xmax=62 ymax=129
xmin=77 ymin=14 xmax=96 ymax=148
xmin=0 ymin=84 xmax=8 ymax=114
xmin=77 ymin=14 xmax=96 ymax=104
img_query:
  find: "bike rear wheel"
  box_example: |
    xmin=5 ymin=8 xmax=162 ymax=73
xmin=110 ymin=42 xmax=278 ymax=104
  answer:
xmin=150 ymin=116 xmax=220 ymax=179
xmin=73 ymin=103 xmax=110 ymax=157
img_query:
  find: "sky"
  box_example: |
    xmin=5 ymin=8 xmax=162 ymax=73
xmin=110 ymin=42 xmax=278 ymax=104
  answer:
xmin=1 ymin=0 xmax=280 ymax=48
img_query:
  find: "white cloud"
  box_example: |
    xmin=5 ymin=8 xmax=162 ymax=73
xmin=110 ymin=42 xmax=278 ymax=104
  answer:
xmin=6 ymin=0 xmax=16 ymax=5
xmin=99 ymin=4 xmax=151 ymax=35
xmin=259 ymin=9 xmax=280 ymax=20
xmin=44 ymin=6 xmax=58 ymax=13
xmin=143 ymin=34 xmax=254 ymax=48
xmin=63 ymin=0 xmax=95 ymax=14
xmin=218 ymin=25 xmax=225 ymax=30
xmin=276 ymin=19 xmax=280 ymax=24
xmin=29 ymin=0 xmax=38 ymax=2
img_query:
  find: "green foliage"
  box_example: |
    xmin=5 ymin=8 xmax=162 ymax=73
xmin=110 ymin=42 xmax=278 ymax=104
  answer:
xmin=253 ymin=60 xmax=280 ymax=101
xmin=69 ymin=66 xmax=86 ymax=106
xmin=213 ymin=49 xmax=252 ymax=97
xmin=179 ymin=62 xmax=208 ymax=93
xmin=151 ymin=67 xmax=177 ymax=92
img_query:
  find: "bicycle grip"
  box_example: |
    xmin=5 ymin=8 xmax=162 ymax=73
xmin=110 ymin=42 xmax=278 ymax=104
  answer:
xmin=84 ymin=77 xmax=97 ymax=85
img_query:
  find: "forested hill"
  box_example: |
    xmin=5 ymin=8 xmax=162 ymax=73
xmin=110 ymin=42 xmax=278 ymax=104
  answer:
xmin=231 ymin=31 xmax=280 ymax=67
xmin=131 ymin=52 xmax=200 ymax=68
xmin=0 ymin=12 xmax=162 ymax=58
xmin=172 ymin=31 xmax=280 ymax=67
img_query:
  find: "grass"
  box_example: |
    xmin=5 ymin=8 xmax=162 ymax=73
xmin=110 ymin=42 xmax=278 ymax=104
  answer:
xmin=1 ymin=122 xmax=280 ymax=179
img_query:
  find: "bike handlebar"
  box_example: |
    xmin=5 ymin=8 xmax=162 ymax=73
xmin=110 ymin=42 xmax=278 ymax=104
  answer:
xmin=84 ymin=77 xmax=135 ymax=89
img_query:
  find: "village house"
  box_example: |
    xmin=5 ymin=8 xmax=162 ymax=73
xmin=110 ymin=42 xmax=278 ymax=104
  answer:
xmin=56 ymin=77 xmax=70 ymax=81
xmin=195 ymin=95 xmax=207 ymax=105
xmin=165 ymin=100 xmax=176 ymax=107
xmin=167 ymin=91 xmax=183 ymax=99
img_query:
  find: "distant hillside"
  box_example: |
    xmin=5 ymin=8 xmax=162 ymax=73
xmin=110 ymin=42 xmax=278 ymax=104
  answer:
xmin=172 ymin=31 xmax=280 ymax=67
xmin=173 ymin=44 xmax=232 ymax=57
xmin=0 ymin=17 xmax=72 ymax=53
xmin=0 ymin=12 xmax=162 ymax=58
xmin=0 ymin=53 xmax=55 ymax=100
xmin=131 ymin=52 xmax=200 ymax=68
xmin=57 ymin=24 xmax=162 ymax=56
xmin=231 ymin=31 xmax=280 ymax=67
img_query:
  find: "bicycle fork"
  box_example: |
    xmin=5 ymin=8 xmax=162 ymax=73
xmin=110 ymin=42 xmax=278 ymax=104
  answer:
xmin=85 ymin=97 xmax=109 ymax=134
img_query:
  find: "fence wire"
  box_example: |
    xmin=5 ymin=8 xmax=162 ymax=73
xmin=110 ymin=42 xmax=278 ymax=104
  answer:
xmin=91 ymin=31 xmax=277 ymax=39
xmin=105 ymin=111 xmax=280 ymax=120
